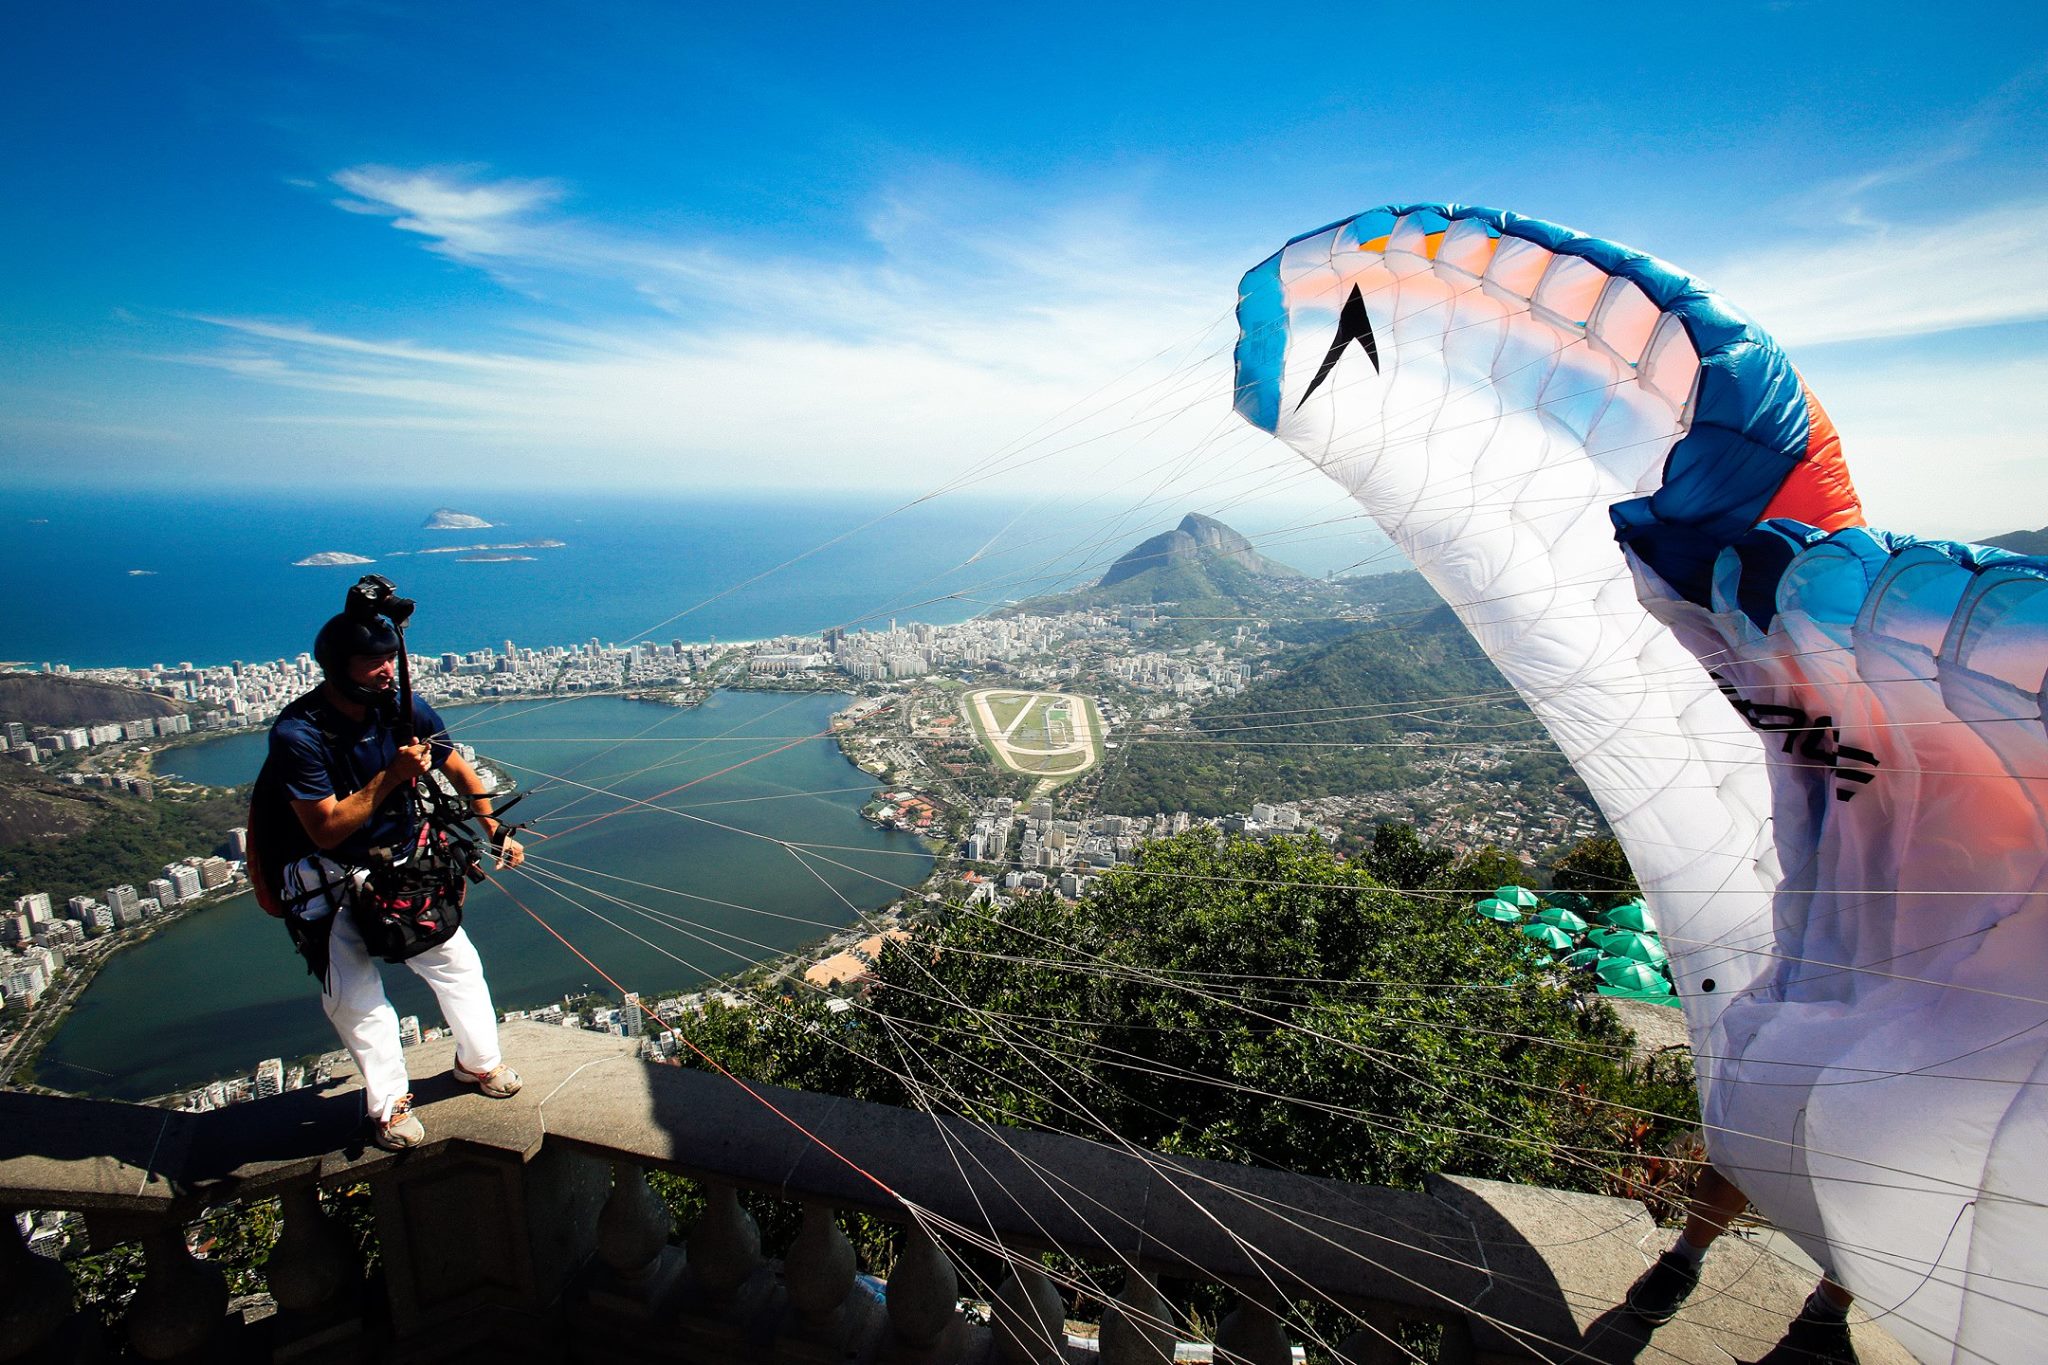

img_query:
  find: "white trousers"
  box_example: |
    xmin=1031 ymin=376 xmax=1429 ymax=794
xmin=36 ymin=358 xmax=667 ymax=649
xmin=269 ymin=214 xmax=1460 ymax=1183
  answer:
xmin=286 ymin=855 xmax=504 ymax=1122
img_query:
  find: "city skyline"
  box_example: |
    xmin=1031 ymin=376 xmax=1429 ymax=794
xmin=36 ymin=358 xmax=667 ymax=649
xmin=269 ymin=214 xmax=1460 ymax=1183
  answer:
xmin=1 ymin=4 xmax=2044 ymax=539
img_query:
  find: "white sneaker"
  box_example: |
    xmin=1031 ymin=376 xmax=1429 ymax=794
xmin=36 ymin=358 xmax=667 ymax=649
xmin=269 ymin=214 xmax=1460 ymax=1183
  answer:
xmin=374 ymin=1096 xmax=426 ymax=1151
xmin=454 ymin=1059 xmax=522 ymax=1098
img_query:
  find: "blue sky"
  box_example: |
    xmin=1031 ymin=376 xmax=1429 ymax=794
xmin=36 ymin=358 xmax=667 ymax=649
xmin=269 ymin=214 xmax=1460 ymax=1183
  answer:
xmin=4 ymin=2 xmax=2046 ymax=536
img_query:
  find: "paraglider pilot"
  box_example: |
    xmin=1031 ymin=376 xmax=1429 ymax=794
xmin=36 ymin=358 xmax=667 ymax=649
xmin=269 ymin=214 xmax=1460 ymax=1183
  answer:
xmin=262 ymin=577 xmax=525 ymax=1151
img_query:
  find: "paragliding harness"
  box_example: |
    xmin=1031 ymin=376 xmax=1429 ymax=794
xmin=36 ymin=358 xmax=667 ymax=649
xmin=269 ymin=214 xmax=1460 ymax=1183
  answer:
xmin=248 ymin=576 xmax=525 ymax=977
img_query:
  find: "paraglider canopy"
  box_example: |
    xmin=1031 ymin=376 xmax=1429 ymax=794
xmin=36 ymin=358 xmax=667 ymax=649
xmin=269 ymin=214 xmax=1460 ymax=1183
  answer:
xmin=1238 ymin=198 xmax=2048 ymax=1362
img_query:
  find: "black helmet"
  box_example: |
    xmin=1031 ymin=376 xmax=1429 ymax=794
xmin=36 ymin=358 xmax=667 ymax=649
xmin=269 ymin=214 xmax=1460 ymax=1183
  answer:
xmin=314 ymin=612 xmax=402 ymax=703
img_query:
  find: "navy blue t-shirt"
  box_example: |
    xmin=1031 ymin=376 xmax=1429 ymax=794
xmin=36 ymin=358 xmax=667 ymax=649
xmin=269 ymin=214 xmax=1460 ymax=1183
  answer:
xmin=267 ymin=690 xmax=454 ymax=865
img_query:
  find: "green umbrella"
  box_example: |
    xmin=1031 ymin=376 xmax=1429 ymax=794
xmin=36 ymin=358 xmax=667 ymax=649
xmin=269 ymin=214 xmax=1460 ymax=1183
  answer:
xmin=1533 ymin=906 xmax=1589 ymax=934
xmin=1605 ymin=899 xmax=1656 ymax=933
xmin=1496 ymin=884 xmax=1540 ymax=909
xmin=1604 ymin=931 xmax=1669 ymax=967
xmin=1597 ymin=984 xmax=1680 ymax=1004
xmin=1521 ymin=923 xmax=1575 ymax=951
xmin=1473 ymin=898 xmax=1523 ymax=923
xmin=1561 ymin=946 xmax=1603 ymax=971
xmin=1596 ymin=958 xmax=1671 ymax=993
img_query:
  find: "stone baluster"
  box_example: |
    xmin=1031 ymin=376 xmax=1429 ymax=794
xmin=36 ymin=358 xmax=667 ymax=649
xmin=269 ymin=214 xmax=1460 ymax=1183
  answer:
xmin=264 ymin=1185 xmax=359 ymax=1319
xmin=1436 ymin=1316 xmax=1476 ymax=1365
xmin=1100 ymin=1268 xmax=1176 ymax=1365
xmin=1214 ymin=1287 xmax=1290 ymax=1365
xmin=0 ymin=1211 xmax=75 ymax=1360
xmin=781 ymin=1202 xmax=856 ymax=1341
xmin=595 ymin=1162 xmax=673 ymax=1292
xmin=990 ymin=1259 xmax=1064 ymax=1365
xmin=125 ymin=1223 xmax=227 ymax=1361
xmin=685 ymin=1181 xmax=760 ymax=1300
xmin=1334 ymin=1307 xmax=1404 ymax=1365
xmin=882 ymin=1221 xmax=958 ymax=1352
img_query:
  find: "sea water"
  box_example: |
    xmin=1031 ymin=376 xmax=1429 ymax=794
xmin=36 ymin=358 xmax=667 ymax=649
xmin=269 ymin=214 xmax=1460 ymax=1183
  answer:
xmin=0 ymin=486 xmax=1064 ymax=668
xmin=33 ymin=691 xmax=929 ymax=1100
xmin=0 ymin=484 xmax=1381 ymax=669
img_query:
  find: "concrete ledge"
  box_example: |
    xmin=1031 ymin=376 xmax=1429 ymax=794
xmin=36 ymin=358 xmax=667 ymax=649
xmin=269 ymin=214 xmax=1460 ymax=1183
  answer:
xmin=0 ymin=1023 xmax=1914 ymax=1363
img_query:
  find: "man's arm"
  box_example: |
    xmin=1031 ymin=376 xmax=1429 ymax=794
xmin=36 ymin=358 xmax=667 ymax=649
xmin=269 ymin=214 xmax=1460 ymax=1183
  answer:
xmin=441 ymin=748 xmax=526 ymax=869
xmin=290 ymin=741 xmax=433 ymax=852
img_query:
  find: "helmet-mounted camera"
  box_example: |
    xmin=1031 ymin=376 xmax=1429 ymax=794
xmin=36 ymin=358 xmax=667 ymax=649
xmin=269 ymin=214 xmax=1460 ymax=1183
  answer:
xmin=344 ymin=574 xmax=416 ymax=629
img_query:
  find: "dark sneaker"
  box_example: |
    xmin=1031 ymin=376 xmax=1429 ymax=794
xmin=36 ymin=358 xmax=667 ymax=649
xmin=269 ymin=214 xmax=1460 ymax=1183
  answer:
xmin=1625 ymin=1250 xmax=1700 ymax=1325
xmin=454 ymin=1059 xmax=522 ymax=1098
xmin=1780 ymin=1308 xmax=1858 ymax=1363
xmin=373 ymin=1095 xmax=426 ymax=1151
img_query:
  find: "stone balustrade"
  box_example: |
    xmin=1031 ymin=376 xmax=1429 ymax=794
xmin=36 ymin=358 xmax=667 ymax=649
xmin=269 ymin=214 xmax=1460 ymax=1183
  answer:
xmin=0 ymin=1022 xmax=1909 ymax=1365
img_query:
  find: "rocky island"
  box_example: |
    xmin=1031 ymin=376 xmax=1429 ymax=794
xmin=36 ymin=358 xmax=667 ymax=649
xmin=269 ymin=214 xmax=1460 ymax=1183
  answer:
xmin=424 ymin=507 xmax=493 ymax=530
xmin=292 ymin=551 xmax=376 ymax=567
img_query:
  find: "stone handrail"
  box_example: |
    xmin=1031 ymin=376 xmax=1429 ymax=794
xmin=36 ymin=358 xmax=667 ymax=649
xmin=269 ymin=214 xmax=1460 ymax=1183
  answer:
xmin=0 ymin=1021 xmax=1908 ymax=1364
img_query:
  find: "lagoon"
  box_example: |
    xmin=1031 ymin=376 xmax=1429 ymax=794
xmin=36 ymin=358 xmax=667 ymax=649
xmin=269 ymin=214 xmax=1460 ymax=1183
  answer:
xmin=35 ymin=690 xmax=930 ymax=1100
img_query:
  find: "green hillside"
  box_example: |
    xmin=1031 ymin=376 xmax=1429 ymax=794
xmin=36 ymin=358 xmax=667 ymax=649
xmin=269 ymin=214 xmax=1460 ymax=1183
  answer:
xmin=1100 ymin=590 xmax=1583 ymax=816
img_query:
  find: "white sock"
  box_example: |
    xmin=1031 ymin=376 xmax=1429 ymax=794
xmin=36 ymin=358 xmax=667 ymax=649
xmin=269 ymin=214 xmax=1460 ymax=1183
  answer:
xmin=1803 ymin=1288 xmax=1849 ymax=1322
xmin=1671 ymin=1233 xmax=1710 ymax=1266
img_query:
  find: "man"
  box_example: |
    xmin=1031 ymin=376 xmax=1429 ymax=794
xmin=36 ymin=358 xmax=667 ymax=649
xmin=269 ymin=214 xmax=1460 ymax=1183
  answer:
xmin=268 ymin=601 xmax=526 ymax=1151
xmin=1628 ymin=1163 xmax=1858 ymax=1363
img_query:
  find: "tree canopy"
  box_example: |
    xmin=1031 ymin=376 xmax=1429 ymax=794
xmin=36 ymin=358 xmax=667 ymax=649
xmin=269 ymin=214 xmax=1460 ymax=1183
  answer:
xmin=689 ymin=832 xmax=1695 ymax=1198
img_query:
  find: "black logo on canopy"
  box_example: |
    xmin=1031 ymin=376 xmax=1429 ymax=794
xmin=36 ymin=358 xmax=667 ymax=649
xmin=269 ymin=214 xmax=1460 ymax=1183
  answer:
xmin=1296 ymin=284 xmax=1381 ymax=409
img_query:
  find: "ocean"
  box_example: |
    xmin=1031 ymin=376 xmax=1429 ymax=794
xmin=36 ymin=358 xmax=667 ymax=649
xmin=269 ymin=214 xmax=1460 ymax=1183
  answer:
xmin=0 ymin=486 xmax=1078 ymax=669
xmin=34 ymin=691 xmax=931 ymax=1100
xmin=0 ymin=484 xmax=1381 ymax=670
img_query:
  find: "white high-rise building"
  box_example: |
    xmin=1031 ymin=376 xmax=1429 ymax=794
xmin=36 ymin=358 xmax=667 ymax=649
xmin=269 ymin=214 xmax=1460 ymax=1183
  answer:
xmin=622 ymin=993 xmax=643 ymax=1038
xmin=253 ymin=1058 xmax=284 ymax=1098
xmin=14 ymin=893 xmax=51 ymax=923
xmin=168 ymin=867 xmax=203 ymax=902
xmin=397 ymin=1015 xmax=422 ymax=1047
xmin=147 ymin=878 xmax=177 ymax=908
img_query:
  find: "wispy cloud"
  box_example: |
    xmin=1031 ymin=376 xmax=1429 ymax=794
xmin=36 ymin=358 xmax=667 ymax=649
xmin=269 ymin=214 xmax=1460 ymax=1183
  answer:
xmin=140 ymin=157 xmax=2047 ymax=512
xmin=331 ymin=165 xmax=567 ymax=261
xmin=1706 ymin=198 xmax=2048 ymax=346
xmin=1709 ymin=67 xmax=2048 ymax=345
xmin=147 ymin=164 xmax=1241 ymax=489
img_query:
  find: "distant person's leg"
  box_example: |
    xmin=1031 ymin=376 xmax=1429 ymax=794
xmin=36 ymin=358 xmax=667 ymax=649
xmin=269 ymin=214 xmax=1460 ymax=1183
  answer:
xmin=1626 ymin=1163 xmax=1750 ymax=1324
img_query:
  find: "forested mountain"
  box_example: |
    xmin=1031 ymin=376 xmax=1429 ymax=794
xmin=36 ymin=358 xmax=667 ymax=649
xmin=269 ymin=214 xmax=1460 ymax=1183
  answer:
xmin=1007 ymin=513 xmax=1352 ymax=625
xmin=1097 ymin=512 xmax=1301 ymax=587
